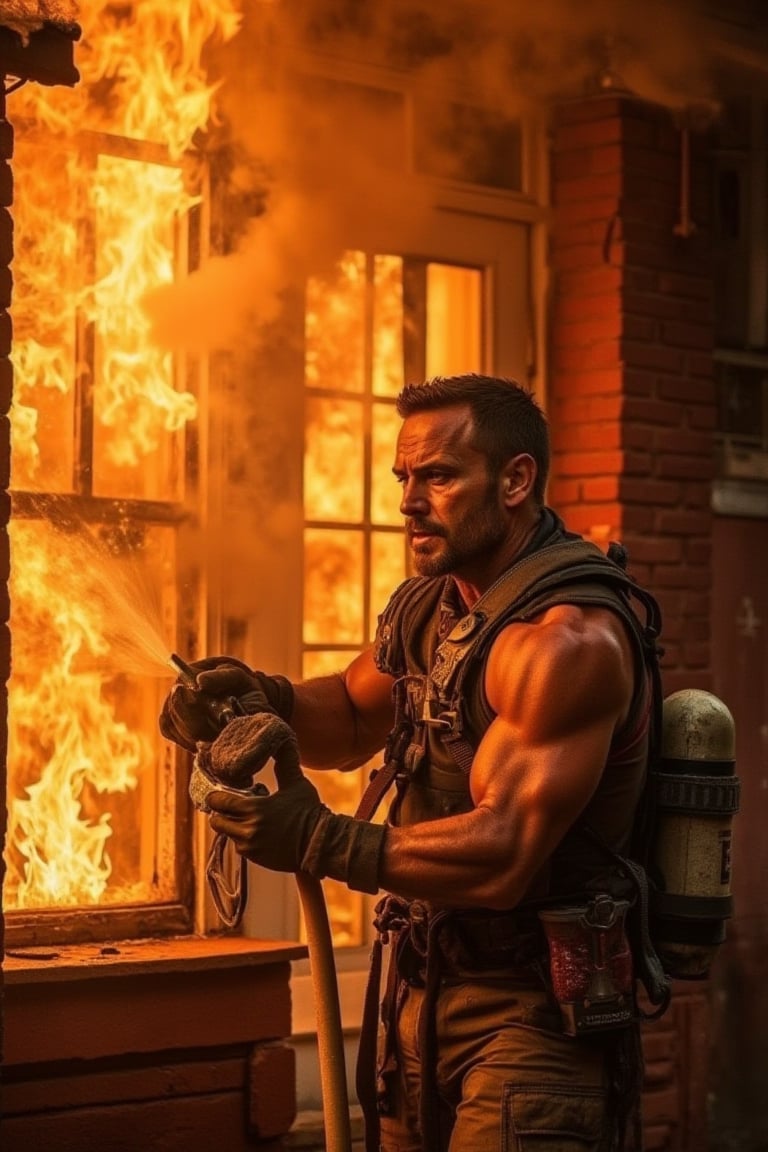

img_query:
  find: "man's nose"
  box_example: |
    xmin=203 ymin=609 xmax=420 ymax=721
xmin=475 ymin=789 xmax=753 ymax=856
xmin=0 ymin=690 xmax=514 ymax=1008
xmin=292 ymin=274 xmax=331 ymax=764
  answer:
xmin=399 ymin=478 xmax=429 ymax=516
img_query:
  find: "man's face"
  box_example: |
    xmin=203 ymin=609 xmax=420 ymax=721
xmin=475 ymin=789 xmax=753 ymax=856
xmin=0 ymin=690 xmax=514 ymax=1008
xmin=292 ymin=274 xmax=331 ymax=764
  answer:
xmin=393 ymin=404 xmax=508 ymax=580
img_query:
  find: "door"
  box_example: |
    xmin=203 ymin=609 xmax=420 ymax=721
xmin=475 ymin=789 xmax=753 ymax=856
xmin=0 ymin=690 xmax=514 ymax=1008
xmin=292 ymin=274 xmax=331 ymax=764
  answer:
xmin=710 ymin=515 xmax=768 ymax=1143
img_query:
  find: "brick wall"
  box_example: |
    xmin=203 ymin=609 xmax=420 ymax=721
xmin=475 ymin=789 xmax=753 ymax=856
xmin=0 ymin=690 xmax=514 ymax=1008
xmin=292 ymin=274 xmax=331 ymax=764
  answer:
xmin=549 ymin=94 xmax=717 ymax=1151
xmin=549 ymin=95 xmax=715 ymax=699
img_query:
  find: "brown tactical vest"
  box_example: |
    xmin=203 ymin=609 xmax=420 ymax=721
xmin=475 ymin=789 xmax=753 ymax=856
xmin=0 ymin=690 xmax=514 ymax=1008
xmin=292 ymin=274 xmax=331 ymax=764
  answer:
xmin=372 ymin=539 xmax=662 ymax=907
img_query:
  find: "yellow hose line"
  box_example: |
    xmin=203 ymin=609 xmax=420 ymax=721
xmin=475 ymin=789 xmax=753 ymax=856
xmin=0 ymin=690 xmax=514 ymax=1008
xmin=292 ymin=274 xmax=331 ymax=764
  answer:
xmin=296 ymin=872 xmax=353 ymax=1152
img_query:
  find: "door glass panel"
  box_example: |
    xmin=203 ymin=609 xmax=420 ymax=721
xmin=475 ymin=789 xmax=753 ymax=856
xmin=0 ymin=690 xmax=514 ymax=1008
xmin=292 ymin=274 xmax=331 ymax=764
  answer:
xmin=305 ymin=397 xmax=364 ymax=521
xmin=370 ymin=531 xmax=407 ymax=642
xmin=302 ymin=650 xmax=360 ymax=679
xmin=426 ymin=263 xmax=483 ymax=377
xmin=303 ymin=527 xmax=364 ymax=646
xmin=371 ymin=402 xmax=402 ymax=526
xmin=305 ymin=250 xmax=366 ymax=393
xmin=303 ymin=249 xmax=486 ymax=947
xmin=373 ymin=255 xmax=404 ymax=397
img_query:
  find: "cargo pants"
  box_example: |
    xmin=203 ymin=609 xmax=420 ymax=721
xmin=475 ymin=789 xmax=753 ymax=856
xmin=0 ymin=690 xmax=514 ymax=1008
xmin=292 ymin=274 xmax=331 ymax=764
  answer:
xmin=377 ymin=973 xmax=633 ymax=1152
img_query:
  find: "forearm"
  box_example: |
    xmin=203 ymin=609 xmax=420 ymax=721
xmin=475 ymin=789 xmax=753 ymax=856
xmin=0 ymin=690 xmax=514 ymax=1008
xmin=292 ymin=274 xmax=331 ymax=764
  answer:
xmin=379 ymin=807 xmax=546 ymax=910
xmin=291 ymin=674 xmax=384 ymax=772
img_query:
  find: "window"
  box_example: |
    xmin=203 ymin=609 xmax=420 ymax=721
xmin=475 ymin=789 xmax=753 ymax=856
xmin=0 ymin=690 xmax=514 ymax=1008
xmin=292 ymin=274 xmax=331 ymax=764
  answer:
xmin=712 ymin=95 xmax=768 ymax=517
xmin=3 ymin=5 xmax=242 ymax=948
xmin=4 ymin=29 xmax=542 ymax=960
xmin=275 ymin=205 xmax=536 ymax=1044
xmin=5 ymin=131 xmax=204 ymax=945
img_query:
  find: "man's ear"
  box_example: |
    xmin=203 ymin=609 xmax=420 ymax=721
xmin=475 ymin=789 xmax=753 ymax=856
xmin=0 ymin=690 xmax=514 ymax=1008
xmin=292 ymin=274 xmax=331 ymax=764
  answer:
xmin=501 ymin=454 xmax=537 ymax=507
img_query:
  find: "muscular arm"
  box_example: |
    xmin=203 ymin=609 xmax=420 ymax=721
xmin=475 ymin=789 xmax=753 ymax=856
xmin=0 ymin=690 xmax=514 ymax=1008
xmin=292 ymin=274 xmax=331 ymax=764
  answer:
xmin=290 ymin=649 xmax=396 ymax=772
xmin=379 ymin=605 xmax=635 ymax=909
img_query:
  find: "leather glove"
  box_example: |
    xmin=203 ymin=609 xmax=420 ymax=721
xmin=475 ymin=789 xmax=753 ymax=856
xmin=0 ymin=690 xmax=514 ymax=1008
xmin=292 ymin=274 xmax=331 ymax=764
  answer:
xmin=159 ymin=656 xmax=294 ymax=752
xmin=203 ymin=713 xmax=385 ymax=894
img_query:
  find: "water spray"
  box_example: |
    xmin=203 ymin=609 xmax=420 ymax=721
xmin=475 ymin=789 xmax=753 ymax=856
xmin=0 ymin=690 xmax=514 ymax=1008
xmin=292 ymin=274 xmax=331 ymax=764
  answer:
xmin=168 ymin=651 xmax=241 ymax=725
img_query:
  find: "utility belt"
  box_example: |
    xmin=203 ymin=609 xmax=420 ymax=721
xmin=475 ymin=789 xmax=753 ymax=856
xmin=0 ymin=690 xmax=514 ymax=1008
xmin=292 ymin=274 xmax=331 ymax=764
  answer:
xmin=375 ymin=894 xmax=637 ymax=1030
xmin=375 ymin=896 xmax=544 ymax=984
xmin=356 ymin=892 xmax=644 ymax=1152
xmin=356 ymin=897 xmax=546 ymax=1152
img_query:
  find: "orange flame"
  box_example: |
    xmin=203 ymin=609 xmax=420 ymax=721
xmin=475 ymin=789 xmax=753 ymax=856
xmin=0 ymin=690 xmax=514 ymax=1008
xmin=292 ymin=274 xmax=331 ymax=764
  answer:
xmin=6 ymin=0 xmax=241 ymax=911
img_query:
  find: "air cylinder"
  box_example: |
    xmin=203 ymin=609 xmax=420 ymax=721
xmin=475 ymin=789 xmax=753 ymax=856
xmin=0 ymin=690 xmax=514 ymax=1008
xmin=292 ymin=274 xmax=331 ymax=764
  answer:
xmin=649 ymin=689 xmax=740 ymax=980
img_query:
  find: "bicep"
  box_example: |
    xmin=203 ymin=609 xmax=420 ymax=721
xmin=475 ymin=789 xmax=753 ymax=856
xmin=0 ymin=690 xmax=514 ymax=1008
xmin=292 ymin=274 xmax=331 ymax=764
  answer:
xmin=471 ymin=615 xmax=630 ymax=862
xmin=343 ymin=648 xmax=397 ymax=755
xmin=290 ymin=649 xmax=394 ymax=771
xmin=471 ymin=712 xmax=615 ymax=856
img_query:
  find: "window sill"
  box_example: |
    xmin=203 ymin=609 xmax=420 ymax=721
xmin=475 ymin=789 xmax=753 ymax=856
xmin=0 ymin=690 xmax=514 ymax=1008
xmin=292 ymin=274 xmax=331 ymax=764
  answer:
xmin=3 ymin=934 xmax=308 ymax=1068
xmin=3 ymin=932 xmax=307 ymax=985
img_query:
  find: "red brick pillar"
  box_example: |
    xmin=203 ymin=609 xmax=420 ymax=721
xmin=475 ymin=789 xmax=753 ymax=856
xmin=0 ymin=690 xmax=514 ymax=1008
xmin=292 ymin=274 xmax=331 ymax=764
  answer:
xmin=0 ymin=86 xmax=11 ymax=1055
xmin=549 ymin=95 xmax=715 ymax=696
xmin=549 ymin=95 xmax=716 ymax=1152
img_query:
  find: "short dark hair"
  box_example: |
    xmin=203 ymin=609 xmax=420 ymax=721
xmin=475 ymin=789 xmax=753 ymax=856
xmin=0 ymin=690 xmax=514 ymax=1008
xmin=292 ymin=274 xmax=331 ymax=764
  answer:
xmin=396 ymin=373 xmax=550 ymax=503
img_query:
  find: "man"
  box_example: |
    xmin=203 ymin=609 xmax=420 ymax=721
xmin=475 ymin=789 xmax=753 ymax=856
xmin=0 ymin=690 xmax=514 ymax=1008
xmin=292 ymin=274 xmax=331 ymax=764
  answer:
xmin=161 ymin=374 xmax=663 ymax=1152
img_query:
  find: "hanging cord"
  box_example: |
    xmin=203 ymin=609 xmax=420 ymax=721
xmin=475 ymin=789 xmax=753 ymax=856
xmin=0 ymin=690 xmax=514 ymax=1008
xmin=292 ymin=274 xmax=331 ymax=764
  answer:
xmin=205 ymin=830 xmax=249 ymax=929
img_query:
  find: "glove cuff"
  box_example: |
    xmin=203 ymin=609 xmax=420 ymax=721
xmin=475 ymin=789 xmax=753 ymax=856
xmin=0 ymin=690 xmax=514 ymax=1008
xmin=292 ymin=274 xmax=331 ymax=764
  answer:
xmin=241 ymin=672 xmax=294 ymax=722
xmin=300 ymin=811 xmax=386 ymax=895
xmin=271 ymin=674 xmax=295 ymax=722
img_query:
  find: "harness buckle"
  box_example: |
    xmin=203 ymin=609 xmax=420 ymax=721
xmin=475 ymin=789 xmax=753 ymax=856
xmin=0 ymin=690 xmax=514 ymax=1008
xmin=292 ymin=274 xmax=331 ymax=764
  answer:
xmin=422 ymin=709 xmax=458 ymax=730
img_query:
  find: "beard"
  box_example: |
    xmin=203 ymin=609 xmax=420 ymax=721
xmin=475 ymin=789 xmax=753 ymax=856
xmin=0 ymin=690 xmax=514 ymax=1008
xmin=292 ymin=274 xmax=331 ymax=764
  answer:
xmin=408 ymin=493 xmax=508 ymax=578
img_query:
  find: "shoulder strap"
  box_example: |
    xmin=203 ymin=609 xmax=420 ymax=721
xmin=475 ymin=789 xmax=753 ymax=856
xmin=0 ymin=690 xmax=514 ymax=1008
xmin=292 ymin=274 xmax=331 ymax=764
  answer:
xmin=431 ymin=539 xmax=648 ymax=697
xmin=431 ymin=540 xmax=663 ymax=773
xmin=373 ymin=575 xmax=441 ymax=677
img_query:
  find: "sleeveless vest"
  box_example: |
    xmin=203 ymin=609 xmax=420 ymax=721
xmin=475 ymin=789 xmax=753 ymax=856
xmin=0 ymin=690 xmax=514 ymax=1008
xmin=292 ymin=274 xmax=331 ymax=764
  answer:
xmin=372 ymin=534 xmax=663 ymax=908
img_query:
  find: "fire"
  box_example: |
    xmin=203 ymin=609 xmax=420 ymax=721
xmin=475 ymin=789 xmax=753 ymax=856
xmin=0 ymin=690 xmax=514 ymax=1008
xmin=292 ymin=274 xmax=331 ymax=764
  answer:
xmin=6 ymin=523 xmax=147 ymax=907
xmin=6 ymin=1 xmax=241 ymax=911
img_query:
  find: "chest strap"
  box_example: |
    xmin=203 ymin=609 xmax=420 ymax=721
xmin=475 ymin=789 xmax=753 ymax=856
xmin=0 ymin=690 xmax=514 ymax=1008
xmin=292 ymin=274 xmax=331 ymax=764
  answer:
xmin=430 ymin=540 xmax=662 ymax=774
xmin=354 ymin=677 xmax=411 ymax=822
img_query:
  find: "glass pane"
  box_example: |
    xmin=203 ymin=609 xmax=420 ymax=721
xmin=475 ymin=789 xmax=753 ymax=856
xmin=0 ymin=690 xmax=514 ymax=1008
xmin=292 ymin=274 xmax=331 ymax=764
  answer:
xmin=303 ymin=528 xmax=364 ymax=645
xmin=311 ymin=879 xmax=363 ymax=948
xmin=716 ymin=362 xmax=765 ymax=444
xmin=426 ymin=263 xmax=483 ymax=378
xmin=305 ymin=397 xmax=364 ymax=521
xmin=371 ymin=402 xmax=402 ymax=526
xmin=302 ymin=650 xmax=360 ymax=679
xmin=92 ymin=154 xmax=196 ymax=501
xmin=10 ymin=140 xmax=79 ymax=493
xmin=373 ymin=255 xmax=404 ymax=397
xmin=370 ymin=531 xmax=407 ymax=642
xmin=305 ymin=250 xmax=366 ymax=393
xmin=5 ymin=517 xmax=178 ymax=910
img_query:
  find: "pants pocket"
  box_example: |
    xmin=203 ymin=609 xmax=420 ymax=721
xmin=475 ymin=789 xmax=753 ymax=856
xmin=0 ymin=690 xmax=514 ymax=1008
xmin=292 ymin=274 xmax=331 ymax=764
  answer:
xmin=503 ymin=1083 xmax=607 ymax=1151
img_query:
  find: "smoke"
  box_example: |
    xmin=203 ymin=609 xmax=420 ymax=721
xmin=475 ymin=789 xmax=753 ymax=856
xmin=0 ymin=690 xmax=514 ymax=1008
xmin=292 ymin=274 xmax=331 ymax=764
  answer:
xmin=143 ymin=0 xmax=724 ymax=357
xmin=289 ymin=0 xmax=718 ymax=112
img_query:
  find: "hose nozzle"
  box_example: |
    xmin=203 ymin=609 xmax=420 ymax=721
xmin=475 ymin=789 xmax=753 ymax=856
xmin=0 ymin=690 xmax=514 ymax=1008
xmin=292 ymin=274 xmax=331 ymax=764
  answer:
xmin=168 ymin=651 xmax=240 ymax=728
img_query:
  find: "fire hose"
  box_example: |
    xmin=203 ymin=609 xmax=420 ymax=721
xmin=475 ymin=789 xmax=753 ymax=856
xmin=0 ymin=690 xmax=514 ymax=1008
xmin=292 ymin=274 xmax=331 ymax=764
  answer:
xmin=169 ymin=654 xmax=353 ymax=1152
